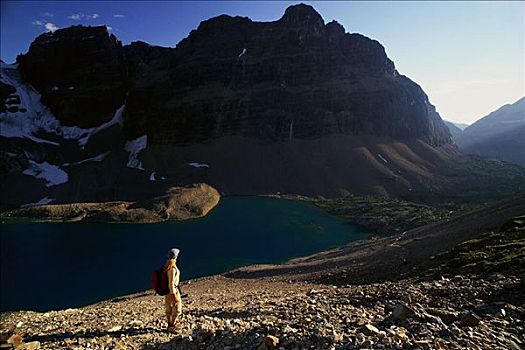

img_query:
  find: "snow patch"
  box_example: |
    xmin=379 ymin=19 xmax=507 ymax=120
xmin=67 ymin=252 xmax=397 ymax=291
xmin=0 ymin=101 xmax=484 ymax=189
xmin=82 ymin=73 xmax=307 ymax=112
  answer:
xmin=0 ymin=63 xmax=125 ymax=147
xmin=149 ymin=172 xmax=156 ymax=181
xmin=238 ymin=48 xmax=246 ymax=58
xmin=188 ymin=162 xmax=209 ymax=168
xmin=22 ymin=160 xmax=68 ymax=187
xmin=20 ymin=197 xmax=56 ymax=208
xmin=377 ymin=154 xmax=389 ymax=164
xmin=62 ymin=104 xmax=125 ymax=147
xmin=125 ymin=135 xmax=147 ymax=170
xmin=0 ymin=64 xmax=61 ymax=145
xmin=63 ymin=152 xmax=110 ymax=166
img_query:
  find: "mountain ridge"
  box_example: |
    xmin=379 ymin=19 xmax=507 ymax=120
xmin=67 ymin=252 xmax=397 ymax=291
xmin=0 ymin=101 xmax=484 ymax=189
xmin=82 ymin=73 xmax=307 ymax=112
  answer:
xmin=16 ymin=4 xmax=452 ymax=146
xmin=1 ymin=4 xmax=524 ymax=207
xmin=453 ymin=97 xmax=525 ymax=167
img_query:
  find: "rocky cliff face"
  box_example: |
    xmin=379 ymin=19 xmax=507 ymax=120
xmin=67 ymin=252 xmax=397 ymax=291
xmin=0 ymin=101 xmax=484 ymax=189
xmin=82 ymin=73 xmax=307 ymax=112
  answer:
xmin=15 ymin=5 xmax=451 ymax=146
xmin=444 ymin=121 xmax=463 ymax=141
xmin=1 ymin=4 xmax=523 ymax=207
xmin=122 ymin=4 xmax=451 ymax=146
xmin=17 ymin=26 xmax=128 ymax=127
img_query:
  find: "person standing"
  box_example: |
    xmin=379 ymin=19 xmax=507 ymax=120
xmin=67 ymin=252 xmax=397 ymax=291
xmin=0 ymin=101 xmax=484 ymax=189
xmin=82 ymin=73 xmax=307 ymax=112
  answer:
xmin=164 ymin=248 xmax=182 ymax=332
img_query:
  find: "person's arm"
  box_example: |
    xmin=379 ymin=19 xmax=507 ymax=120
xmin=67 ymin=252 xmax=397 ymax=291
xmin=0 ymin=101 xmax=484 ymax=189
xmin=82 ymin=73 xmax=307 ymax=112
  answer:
xmin=173 ymin=266 xmax=180 ymax=288
xmin=168 ymin=267 xmax=177 ymax=294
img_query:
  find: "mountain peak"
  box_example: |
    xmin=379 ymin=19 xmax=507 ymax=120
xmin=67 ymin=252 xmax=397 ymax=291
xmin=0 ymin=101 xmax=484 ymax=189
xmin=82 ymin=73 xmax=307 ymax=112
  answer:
xmin=280 ymin=3 xmax=324 ymax=26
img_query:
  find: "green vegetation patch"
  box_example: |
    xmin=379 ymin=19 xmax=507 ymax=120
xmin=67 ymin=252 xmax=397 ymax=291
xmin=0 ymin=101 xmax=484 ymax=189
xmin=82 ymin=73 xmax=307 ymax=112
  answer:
xmin=430 ymin=216 xmax=525 ymax=275
xmin=314 ymin=195 xmax=479 ymax=235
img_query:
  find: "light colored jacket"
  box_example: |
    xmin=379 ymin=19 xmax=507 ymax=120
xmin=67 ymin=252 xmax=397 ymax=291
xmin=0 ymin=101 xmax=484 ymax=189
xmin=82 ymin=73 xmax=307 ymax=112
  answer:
xmin=166 ymin=259 xmax=180 ymax=294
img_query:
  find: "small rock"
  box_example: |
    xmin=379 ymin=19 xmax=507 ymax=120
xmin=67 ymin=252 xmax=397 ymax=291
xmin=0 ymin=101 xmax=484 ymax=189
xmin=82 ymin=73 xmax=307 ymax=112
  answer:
xmin=264 ymin=335 xmax=279 ymax=347
xmin=427 ymin=308 xmax=458 ymax=324
xmin=283 ymin=325 xmax=296 ymax=333
xmin=387 ymin=303 xmax=415 ymax=322
xmin=7 ymin=334 xmax=23 ymax=346
xmin=107 ymin=326 xmax=122 ymax=332
xmin=488 ymin=273 xmax=505 ymax=282
xmin=15 ymin=342 xmax=40 ymax=350
xmin=360 ymin=324 xmax=380 ymax=336
xmin=332 ymin=330 xmax=343 ymax=342
xmin=128 ymin=320 xmax=144 ymax=327
xmin=112 ymin=341 xmax=127 ymax=350
xmin=439 ymin=328 xmax=457 ymax=339
xmin=460 ymin=312 xmax=481 ymax=327
xmin=257 ymin=343 xmax=268 ymax=350
xmin=505 ymin=339 xmax=521 ymax=350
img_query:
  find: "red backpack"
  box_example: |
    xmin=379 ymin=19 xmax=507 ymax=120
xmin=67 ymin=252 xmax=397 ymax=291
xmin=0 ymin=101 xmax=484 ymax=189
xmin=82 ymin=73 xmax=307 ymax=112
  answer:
xmin=151 ymin=266 xmax=169 ymax=295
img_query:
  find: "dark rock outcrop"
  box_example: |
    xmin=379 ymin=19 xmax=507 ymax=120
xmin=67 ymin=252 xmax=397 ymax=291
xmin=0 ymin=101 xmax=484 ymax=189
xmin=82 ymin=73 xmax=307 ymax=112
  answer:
xmin=0 ymin=81 xmax=17 ymax=113
xmin=17 ymin=26 xmax=128 ymax=127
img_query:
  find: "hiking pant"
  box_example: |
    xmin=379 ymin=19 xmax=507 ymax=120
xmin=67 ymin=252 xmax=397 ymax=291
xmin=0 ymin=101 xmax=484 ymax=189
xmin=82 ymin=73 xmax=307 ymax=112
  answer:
xmin=164 ymin=290 xmax=182 ymax=318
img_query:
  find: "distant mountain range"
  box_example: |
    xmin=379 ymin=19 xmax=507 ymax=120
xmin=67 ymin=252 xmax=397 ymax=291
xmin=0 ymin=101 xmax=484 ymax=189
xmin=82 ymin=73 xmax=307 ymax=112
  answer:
xmin=445 ymin=98 xmax=525 ymax=167
xmin=1 ymin=4 xmax=524 ymax=208
xmin=447 ymin=121 xmax=469 ymax=130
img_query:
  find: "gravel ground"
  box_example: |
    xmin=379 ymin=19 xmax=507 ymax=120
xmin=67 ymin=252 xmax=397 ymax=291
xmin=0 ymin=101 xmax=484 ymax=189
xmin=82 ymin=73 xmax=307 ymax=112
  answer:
xmin=1 ymin=273 xmax=523 ymax=350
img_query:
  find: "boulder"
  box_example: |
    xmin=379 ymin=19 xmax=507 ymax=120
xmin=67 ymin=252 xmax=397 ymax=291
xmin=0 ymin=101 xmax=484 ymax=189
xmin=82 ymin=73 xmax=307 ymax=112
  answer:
xmin=426 ymin=308 xmax=459 ymax=324
xmin=360 ymin=324 xmax=381 ymax=336
xmin=264 ymin=335 xmax=280 ymax=347
xmin=386 ymin=302 xmax=416 ymax=322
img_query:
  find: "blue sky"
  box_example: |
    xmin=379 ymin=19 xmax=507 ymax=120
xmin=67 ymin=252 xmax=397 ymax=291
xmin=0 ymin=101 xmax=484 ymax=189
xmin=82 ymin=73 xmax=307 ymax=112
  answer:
xmin=1 ymin=1 xmax=523 ymax=124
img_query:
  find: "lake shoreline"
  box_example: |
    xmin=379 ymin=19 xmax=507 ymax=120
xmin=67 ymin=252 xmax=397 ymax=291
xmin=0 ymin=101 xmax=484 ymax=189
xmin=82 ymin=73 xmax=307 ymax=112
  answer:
xmin=1 ymin=197 xmax=523 ymax=349
xmin=1 ymin=196 xmax=368 ymax=312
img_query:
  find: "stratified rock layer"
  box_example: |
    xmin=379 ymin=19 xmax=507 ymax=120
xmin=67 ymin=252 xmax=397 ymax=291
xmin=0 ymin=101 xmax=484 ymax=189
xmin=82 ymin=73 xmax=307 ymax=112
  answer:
xmin=17 ymin=5 xmax=450 ymax=146
xmin=122 ymin=4 xmax=451 ymax=146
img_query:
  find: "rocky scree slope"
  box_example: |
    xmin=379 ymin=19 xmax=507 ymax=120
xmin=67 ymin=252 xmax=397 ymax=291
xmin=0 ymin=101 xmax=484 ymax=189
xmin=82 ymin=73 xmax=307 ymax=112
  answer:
xmin=1 ymin=4 xmax=524 ymax=207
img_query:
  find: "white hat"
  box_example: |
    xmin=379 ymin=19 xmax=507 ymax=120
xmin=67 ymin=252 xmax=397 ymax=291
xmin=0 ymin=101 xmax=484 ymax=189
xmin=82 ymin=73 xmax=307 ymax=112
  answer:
xmin=168 ymin=248 xmax=180 ymax=259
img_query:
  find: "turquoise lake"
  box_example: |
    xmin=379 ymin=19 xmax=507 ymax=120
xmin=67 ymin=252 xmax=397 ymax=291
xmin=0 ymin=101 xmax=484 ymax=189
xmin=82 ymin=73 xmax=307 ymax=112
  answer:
xmin=0 ymin=197 xmax=368 ymax=312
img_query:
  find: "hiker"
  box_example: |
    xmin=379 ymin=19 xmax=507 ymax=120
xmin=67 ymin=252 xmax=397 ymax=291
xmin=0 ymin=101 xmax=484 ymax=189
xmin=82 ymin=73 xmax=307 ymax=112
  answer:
xmin=164 ymin=248 xmax=182 ymax=332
